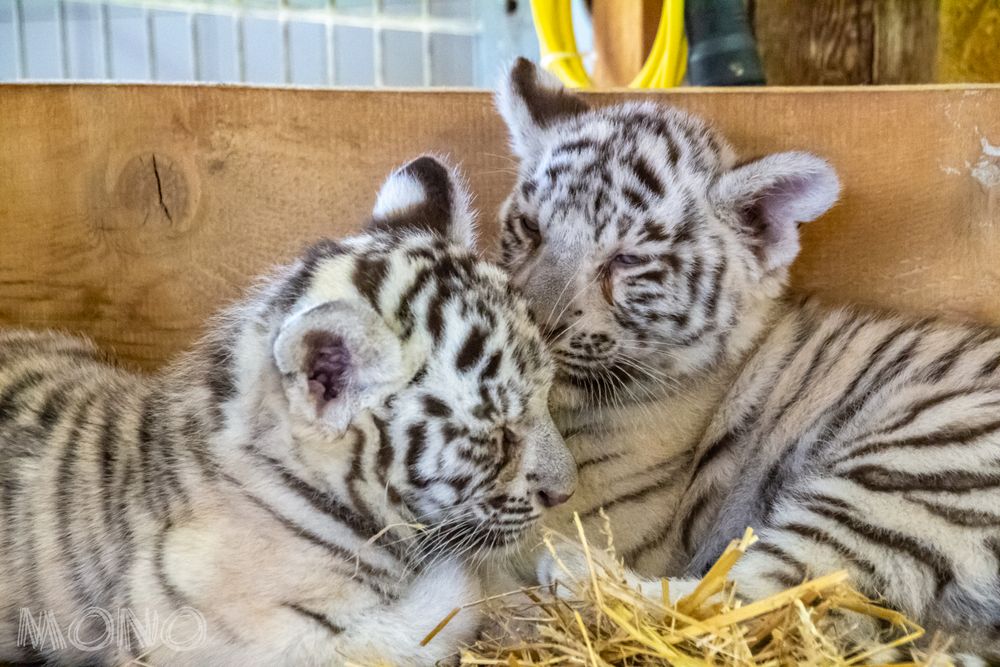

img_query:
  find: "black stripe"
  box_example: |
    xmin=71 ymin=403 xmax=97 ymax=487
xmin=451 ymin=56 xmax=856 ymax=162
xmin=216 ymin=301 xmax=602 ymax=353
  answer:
xmin=79 ymin=394 xmax=117 ymax=605
xmin=425 ymin=283 xmax=450 ymax=345
xmin=423 ymin=394 xmax=452 ymax=418
xmin=272 ymin=239 xmax=345 ymax=313
xmin=631 ymin=155 xmax=664 ymax=198
xmin=752 ymin=542 xmax=808 ymax=582
xmin=923 ymin=329 xmax=986 ymax=381
xmin=35 ymin=382 xmax=73 ymax=431
xmin=545 ymin=162 xmax=570 ymax=183
xmin=154 ymin=522 xmax=191 ymax=610
xmin=774 ymin=323 xmax=844 ymax=417
xmin=876 ymin=388 xmax=993 ymax=436
xmin=845 ymin=464 xmax=1000 ymax=493
xmin=689 ymin=429 xmax=740 ymax=480
xmin=204 ymin=337 xmax=236 ymax=404
xmin=480 ymin=351 xmax=503 ymax=381
xmin=581 ymin=467 xmax=683 ymax=519
xmin=182 ymin=412 xmax=218 ymax=480
xmin=907 ymin=495 xmax=1000 ymax=527
xmin=621 ymin=514 xmax=676 ymax=564
xmin=622 ymin=186 xmax=646 ymax=210
xmin=112 ymin=455 xmax=137 ymax=610
xmin=552 ymin=137 xmax=599 ymax=156
xmin=372 ymin=415 xmax=396 ymax=503
xmin=353 ymin=256 xmax=389 ymax=313
xmin=761 ymin=569 xmax=801 ymax=589
xmin=576 ymin=450 xmax=625 ymax=472
xmin=406 ymin=422 xmax=429 ymax=488
xmin=805 ymin=501 xmax=953 ymax=593
xmin=137 ymin=395 xmax=170 ymax=518
xmin=810 ymin=324 xmax=924 ymax=458
xmin=98 ymin=396 xmax=125 ymax=574
xmin=844 ymin=416 xmax=1000 ymax=461
xmin=988 ymin=536 xmax=1000 ymax=574
xmin=455 ymin=326 xmax=488 ymax=373
xmin=839 ymin=323 xmax=915 ymax=401
xmin=230 ymin=481 xmax=395 ymax=588
xmin=285 ymin=603 xmax=345 ymax=635
xmin=153 ymin=402 xmax=190 ymax=512
xmin=520 ymin=179 xmax=537 ymax=199
xmin=0 ymin=370 xmax=47 ymax=422
xmin=979 ymin=353 xmax=1000 ymax=377
xmin=255 ymin=452 xmax=383 ymax=542
xmin=780 ymin=521 xmax=887 ymax=591
xmin=679 ymin=489 xmax=717 ymax=558
xmin=56 ymin=393 xmax=103 ymax=614
xmin=701 ymin=259 xmax=726 ymax=322
xmin=395 ymin=265 xmax=434 ymax=337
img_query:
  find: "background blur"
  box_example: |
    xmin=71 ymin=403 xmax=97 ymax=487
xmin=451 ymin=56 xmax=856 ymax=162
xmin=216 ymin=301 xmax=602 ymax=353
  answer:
xmin=0 ymin=0 xmax=591 ymax=86
xmin=1 ymin=0 xmax=998 ymax=87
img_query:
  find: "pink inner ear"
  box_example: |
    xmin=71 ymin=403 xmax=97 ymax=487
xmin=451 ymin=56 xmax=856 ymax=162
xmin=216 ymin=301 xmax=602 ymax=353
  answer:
xmin=303 ymin=332 xmax=351 ymax=405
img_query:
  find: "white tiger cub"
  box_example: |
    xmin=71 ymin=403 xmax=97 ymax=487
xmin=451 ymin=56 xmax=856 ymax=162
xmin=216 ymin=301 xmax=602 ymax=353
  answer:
xmin=492 ymin=58 xmax=1000 ymax=658
xmin=0 ymin=155 xmax=576 ymax=666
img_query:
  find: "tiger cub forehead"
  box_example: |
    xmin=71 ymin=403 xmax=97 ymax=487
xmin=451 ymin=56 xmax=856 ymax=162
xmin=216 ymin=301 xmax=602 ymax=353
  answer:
xmin=288 ymin=231 xmax=554 ymax=415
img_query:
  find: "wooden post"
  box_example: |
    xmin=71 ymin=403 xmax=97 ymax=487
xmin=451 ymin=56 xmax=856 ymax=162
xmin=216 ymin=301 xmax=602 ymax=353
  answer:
xmin=874 ymin=0 xmax=939 ymax=84
xmin=591 ymin=0 xmax=662 ymax=87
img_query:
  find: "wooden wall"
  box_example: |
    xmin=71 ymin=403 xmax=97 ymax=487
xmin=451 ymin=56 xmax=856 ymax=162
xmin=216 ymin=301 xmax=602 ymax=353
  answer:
xmin=1 ymin=85 xmax=999 ymax=371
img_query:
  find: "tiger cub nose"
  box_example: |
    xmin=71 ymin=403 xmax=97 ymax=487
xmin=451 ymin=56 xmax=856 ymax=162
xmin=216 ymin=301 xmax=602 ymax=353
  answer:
xmin=537 ymin=489 xmax=574 ymax=508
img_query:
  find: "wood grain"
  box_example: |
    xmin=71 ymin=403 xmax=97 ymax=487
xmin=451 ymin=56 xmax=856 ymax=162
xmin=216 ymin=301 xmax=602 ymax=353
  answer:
xmin=753 ymin=0 xmax=875 ymax=85
xmin=1 ymin=84 xmax=999 ymax=371
xmin=873 ymin=0 xmax=939 ymax=84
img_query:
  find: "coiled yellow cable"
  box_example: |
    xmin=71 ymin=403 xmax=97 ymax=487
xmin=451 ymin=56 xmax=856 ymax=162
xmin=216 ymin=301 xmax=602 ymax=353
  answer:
xmin=530 ymin=0 xmax=686 ymax=89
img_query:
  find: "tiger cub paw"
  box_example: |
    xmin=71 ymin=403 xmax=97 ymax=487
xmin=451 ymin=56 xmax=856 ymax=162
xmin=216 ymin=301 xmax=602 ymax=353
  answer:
xmin=534 ymin=546 xmax=666 ymax=602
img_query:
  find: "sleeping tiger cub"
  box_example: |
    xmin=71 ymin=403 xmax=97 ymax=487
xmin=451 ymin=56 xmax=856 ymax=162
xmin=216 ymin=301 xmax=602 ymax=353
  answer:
xmin=0 ymin=155 xmax=576 ymax=666
xmin=492 ymin=58 xmax=1000 ymax=657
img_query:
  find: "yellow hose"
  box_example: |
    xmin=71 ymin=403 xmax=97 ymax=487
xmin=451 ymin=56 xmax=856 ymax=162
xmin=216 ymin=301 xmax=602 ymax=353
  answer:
xmin=531 ymin=0 xmax=686 ymax=89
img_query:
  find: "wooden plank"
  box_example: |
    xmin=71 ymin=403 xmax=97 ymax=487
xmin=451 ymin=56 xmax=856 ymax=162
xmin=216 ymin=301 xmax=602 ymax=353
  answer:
xmin=873 ymin=0 xmax=939 ymax=84
xmin=591 ymin=0 xmax=661 ymax=87
xmin=1 ymin=84 xmax=999 ymax=370
xmin=752 ymin=0 xmax=875 ymax=85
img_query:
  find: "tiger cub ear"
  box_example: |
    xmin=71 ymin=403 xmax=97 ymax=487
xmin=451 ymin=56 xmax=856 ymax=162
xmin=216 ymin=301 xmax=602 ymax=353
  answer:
xmin=368 ymin=155 xmax=477 ymax=249
xmin=712 ymin=151 xmax=840 ymax=272
xmin=272 ymin=300 xmax=409 ymax=436
xmin=495 ymin=57 xmax=589 ymax=161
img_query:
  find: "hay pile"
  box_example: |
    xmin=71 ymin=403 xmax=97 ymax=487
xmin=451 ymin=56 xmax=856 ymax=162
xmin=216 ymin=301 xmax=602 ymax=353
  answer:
xmin=431 ymin=515 xmax=953 ymax=667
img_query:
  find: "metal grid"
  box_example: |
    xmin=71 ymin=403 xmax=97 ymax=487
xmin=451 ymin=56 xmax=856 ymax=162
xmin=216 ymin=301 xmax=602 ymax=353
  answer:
xmin=3 ymin=0 xmax=495 ymax=86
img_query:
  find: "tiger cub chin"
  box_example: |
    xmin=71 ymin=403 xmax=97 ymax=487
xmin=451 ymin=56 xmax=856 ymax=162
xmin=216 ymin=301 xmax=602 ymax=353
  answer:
xmin=492 ymin=58 xmax=1000 ymax=657
xmin=0 ymin=155 xmax=576 ymax=666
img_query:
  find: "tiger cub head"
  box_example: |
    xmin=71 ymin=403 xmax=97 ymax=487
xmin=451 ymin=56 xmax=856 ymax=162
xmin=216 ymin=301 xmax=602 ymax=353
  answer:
xmin=494 ymin=58 xmax=840 ymax=408
xmin=234 ymin=155 xmax=575 ymax=550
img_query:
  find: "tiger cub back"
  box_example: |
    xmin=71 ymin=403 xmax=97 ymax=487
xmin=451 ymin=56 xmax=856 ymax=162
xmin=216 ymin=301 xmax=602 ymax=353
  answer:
xmin=0 ymin=155 xmax=576 ymax=666
xmin=493 ymin=58 xmax=1000 ymax=658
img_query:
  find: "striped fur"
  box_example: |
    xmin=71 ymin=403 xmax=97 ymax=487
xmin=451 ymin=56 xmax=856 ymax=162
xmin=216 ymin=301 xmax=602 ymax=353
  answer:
xmin=493 ymin=59 xmax=1000 ymax=658
xmin=0 ymin=156 xmax=575 ymax=666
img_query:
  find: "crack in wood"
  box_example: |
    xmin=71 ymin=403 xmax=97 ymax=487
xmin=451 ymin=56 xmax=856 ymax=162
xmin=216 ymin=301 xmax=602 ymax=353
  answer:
xmin=151 ymin=154 xmax=173 ymax=224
